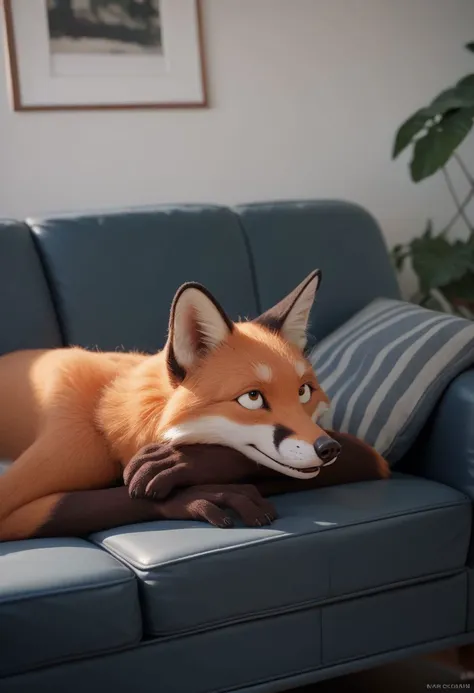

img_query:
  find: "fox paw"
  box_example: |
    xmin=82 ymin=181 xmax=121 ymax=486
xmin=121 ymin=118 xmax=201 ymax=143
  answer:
xmin=159 ymin=484 xmax=278 ymax=528
xmin=123 ymin=443 xmax=186 ymax=500
xmin=123 ymin=442 xmax=259 ymax=501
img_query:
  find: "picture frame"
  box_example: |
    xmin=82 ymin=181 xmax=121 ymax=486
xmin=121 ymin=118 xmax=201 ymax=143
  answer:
xmin=2 ymin=0 xmax=207 ymax=111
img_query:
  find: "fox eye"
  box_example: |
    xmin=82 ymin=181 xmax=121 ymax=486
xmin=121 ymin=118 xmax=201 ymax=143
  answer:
xmin=299 ymin=383 xmax=312 ymax=404
xmin=237 ymin=390 xmax=265 ymax=410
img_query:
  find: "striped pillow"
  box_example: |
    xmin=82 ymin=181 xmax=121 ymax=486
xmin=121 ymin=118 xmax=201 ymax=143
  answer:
xmin=309 ymin=298 xmax=474 ymax=464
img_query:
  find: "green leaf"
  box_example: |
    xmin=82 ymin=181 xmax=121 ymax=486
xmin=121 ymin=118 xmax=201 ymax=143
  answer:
xmin=427 ymin=85 xmax=474 ymax=115
xmin=410 ymin=108 xmax=474 ymax=181
xmin=410 ymin=235 xmax=472 ymax=292
xmin=466 ymin=42 xmax=474 ymax=53
xmin=391 ymin=244 xmax=408 ymax=272
xmin=443 ymin=273 xmax=474 ymax=301
xmin=395 ymin=256 xmax=406 ymax=271
xmin=392 ymin=109 xmax=431 ymax=158
xmin=392 ymin=87 xmax=474 ymax=160
xmin=395 ymin=253 xmax=408 ymax=271
xmin=422 ymin=219 xmax=433 ymax=239
xmin=458 ymin=74 xmax=474 ymax=88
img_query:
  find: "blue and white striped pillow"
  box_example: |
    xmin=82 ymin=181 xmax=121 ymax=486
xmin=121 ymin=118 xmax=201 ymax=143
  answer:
xmin=309 ymin=298 xmax=474 ymax=465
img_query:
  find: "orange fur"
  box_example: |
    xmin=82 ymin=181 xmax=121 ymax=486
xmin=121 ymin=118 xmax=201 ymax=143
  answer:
xmin=158 ymin=322 xmax=328 ymax=441
xmin=0 ymin=268 xmax=464 ymax=670
xmin=0 ymin=320 xmax=327 ymax=540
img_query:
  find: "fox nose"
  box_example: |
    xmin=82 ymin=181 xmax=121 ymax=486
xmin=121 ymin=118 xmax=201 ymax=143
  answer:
xmin=314 ymin=435 xmax=341 ymax=465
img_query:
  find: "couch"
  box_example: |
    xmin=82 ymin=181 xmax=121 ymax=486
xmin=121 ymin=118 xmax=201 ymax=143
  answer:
xmin=1 ymin=200 xmax=473 ymax=693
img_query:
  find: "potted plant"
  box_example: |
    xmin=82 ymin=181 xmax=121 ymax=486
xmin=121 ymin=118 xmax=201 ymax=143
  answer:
xmin=391 ymin=41 xmax=474 ymax=317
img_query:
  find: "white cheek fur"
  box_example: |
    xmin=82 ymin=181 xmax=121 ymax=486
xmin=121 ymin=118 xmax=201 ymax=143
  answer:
xmin=162 ymin=415 xmax=323 ymax=479
xmin=279 ymin=438 xmax=319 ymax=463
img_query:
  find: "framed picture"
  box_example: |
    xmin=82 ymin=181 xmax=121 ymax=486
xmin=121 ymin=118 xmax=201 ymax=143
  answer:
xmin=2 ymin=0 xmax=207 ymax=111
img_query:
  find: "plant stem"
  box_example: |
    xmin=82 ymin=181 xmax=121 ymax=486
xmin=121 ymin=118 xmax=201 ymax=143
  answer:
xmin=441 ymin=166 xmax=473 ymax=234
xmin=454 ymin=153 xmax=474 ymax=186
xmin=441 ymin=187 xmax=474 ymax=236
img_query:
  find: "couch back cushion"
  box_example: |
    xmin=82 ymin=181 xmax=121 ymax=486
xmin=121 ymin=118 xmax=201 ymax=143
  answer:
xmin=28 ymin=205 xmax=259 ymax=353
xmin=0 ymin=221 xmax=62 ymax=356
xmin=20 ymin=199 xmax=398 ymax=354
xmin=236 ymin=201 xmax=401 ymax=344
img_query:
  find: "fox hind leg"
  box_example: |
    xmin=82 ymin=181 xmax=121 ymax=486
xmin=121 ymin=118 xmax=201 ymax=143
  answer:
xmin=0 ymin=426 xmax=121 ymax=525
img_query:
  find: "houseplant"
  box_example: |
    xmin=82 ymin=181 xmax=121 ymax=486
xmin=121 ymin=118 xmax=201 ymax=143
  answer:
xmin=391 ymin=41 xmax=474 ymax=317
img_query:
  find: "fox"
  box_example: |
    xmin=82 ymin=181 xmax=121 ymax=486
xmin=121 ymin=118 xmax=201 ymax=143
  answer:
xmin=0 ymin=268 xmax=351 ymax=541
xmin=0 ymin=268 xmax=465 ymax=673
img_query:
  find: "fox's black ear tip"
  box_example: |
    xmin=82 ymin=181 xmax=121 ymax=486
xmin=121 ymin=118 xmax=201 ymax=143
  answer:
xmin=170 ymin=282 xmax=220 ymax=313
xmin=172 ymin=281 xmax=208 ymax=300
xmin=168 ymin=279 xmax=234 ymax=338
xmin=307 ymin=269 xmax=322 ymax=289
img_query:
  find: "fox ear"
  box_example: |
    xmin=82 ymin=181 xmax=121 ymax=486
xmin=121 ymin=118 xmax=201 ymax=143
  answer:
xmin=166 ymin=282 xmax=234 ymax=383
xmin=254 ymin=270 xmax=321 ymax=350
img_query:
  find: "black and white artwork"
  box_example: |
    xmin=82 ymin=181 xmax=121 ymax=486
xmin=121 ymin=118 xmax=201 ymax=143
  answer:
xmin=46 ymin=0 xmax=162 ymax=55
xmin=4 ymin=0 xmax=205 ymax=110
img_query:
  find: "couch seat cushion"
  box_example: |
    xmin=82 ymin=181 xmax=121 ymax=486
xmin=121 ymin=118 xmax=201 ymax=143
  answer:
xmin=92 ymin=473 xmax=470 ymax=637
xmin=0 ymin=538 xmax=142 ymax=677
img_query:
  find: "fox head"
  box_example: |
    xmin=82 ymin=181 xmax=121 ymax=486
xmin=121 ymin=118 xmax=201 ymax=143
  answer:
xmin=156 ymin=270 xmax=341 ymax=479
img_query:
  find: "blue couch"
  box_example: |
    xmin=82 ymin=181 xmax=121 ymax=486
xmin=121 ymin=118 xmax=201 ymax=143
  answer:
xmin=1 ymin=200 xmax=473 ymax=693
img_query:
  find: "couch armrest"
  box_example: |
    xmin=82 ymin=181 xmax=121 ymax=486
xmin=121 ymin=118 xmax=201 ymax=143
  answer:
xmin=410 ymin=369 xmax=474 ymax=500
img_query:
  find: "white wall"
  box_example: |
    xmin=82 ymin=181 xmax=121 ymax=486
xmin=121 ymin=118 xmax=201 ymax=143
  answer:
xmin=1 ymin=0 xmax=474 ymax=296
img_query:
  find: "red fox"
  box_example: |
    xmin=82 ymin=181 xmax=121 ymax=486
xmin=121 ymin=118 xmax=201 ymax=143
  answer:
xmin=0 ymin=267 xmax=467 ymax=674
xmin=0 ymin=269 xmax=383 ymax=541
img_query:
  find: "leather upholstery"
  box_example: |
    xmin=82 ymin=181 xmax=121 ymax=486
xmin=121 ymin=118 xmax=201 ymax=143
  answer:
xmin=0 ymin=574 xmax=466 ymax=693
xmin=0 ymin=221 xmax=62 ymax=356
xmin=403 ymin=369 xmax=474 ymax=563
xmin=236 ymin=200 xmax=401 ymax=343
xmin=92 ymin=473 xmax=470 ymax=637
xmin=468 ymin=568 xmax=474 ymax=631
xmin=322 ymin=572 xmax=466 ymax=664
xmin=26 ymin=201 xmax=401 ymax=352
xmin=409 ymin=369 xmax=474 ymax=503
xmin=1 ymin=200 xmax=473 ymax=691
xmin=28 ymin=205 xmax=258 ymax=353
xmin=0 ymin=538 xmax=141 ymax=677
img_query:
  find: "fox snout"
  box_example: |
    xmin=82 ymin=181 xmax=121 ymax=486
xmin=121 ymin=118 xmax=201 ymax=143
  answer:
xmin=272 ymin=424 xmax=342 ymax=475
xmin=313 ymin=435 xmax=342 ymax=465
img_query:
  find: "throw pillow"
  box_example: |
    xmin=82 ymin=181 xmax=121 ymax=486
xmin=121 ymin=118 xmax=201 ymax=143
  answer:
xmin=309 ymin=298 xmax=474 ymax=464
